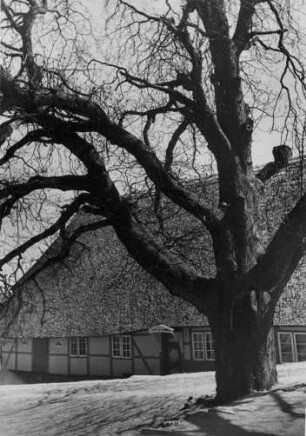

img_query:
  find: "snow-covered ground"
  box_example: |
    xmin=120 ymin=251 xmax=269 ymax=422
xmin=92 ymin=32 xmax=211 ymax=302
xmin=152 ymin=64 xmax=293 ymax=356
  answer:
xmin=0 ymin=363 xmax=305 ymax=435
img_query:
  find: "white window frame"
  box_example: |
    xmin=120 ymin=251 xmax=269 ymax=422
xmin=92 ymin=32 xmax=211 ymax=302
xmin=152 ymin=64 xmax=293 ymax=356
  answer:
xmin=277 ymin=332 xmax=295 ymax=363
xmin=70 ymin=337 xmax=87 ymax=357
xmin=192 ymin=332 xmax=205 ymax=361
xmin=112 ymin=335 xmax=132 ymax=359
xmin=204 ymin=332 xmax=215 ymax=361
xmin=192 ymin=331 xmax=215 ymax=361
xmin=294 ymin=333 xmax=306 ymax=362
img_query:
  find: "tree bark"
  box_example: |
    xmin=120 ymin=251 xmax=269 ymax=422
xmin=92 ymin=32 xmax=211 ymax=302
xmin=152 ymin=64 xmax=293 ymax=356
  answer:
xmin=212 ymin=297 xmax=277 ymax=403
xmin=253 ymin=326 xmax=277 ymax=391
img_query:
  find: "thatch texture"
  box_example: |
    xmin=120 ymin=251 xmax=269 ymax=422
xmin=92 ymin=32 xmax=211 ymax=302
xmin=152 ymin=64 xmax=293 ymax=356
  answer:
xmin=1 ymin=222 xmax=208 ymax=338
xmin=1 ymin=162 xmax=306 ymax=338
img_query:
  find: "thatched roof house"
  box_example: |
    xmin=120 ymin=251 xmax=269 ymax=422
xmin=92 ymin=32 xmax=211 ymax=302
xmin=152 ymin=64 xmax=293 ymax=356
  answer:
xmin=3 ymin=222 xmax=209 ymax=338
xmin=1 ymin=163 xmax=306 ymax=378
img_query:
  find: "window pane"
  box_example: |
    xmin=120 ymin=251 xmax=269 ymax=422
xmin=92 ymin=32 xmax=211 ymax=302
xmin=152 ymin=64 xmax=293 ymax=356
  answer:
xmin=193 ymin=333 xmax=204 ymax=360
xmin=79 ymin=338 xmax=87 ymax=356
xmin=204 ymin=332 xmax=215 ymax=360
xmin=279 ymin=333 xmax=294 ymax=362
xmin=295 ymin=334 xmax=306 ymax=362
xmin=70 ymin=338 xmax=77 ymax=356
xmin=122 ymin=336 xmax=131 ymax=358
xmin=112 ymin=336 xmax=121 ymax=357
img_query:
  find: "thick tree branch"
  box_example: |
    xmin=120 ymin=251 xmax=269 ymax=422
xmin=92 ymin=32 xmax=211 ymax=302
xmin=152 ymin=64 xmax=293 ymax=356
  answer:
xmin=1 ymin=0 xmax=46 ymax=87
xmin=119 ymin=68 xmax=234 ymax=163
xmin=113 ymin=216 xmax=217 ymax=314
xmin=1 ymin=64 xmax=233 ymax=179
xmin=39 ymin=116 xmax=218 ymax=311
xmin=0 ymin=194 xmax=95 ymax=269
xmin=6 ymin=218 xmax=112 ymax=300
xmin=193 ymin=0 xmax=253 ymax=171
xmin=0 ymin=175 xmax=88 ymax=201
xmin=253 ymin=191 xmax=306 ymax=301
xmin=52 ymin=132 xmax=218 ymax=311
xmin=0 ymin=174 xmax=89 ymax=228
xmin=0 ymin=70 xmax=220 ymax=225
xmin=119 ymin=69 xmax=195 ymax=108
xmin=0 ymin=129 xmax=46 ymax=166
xmin=233 ymin=0 xmax=265 ymax=55
xmin=165 ymin=119 xmax=189 ymax=172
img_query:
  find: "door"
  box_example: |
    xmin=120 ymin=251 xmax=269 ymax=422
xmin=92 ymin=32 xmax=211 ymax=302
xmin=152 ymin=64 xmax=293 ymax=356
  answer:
xmin=32 ymin=338 xmax=49 ymax=373
xmin=162 ymin=333 xmax=182 ymax=374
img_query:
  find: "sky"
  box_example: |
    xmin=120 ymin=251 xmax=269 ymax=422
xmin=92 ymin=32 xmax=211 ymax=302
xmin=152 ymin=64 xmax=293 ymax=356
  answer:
xmin=83 ymin=0 xmax=306 ymax=167
xmin=2 ymin=0 xmax=306 ymax=280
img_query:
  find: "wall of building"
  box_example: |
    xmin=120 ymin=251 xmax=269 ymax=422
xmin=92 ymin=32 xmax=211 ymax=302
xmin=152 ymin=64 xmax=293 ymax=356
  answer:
xmin=1 ymin=339 xmax=17 ymax=370
xmin=88 ymin=337 xmax=111 ymax=376
xmin=3 ymin=326 xmax=303 ymax=377
xmin=0 ymin=333 xmax=162 ymax=377
xmin=49 ymin=338 xmax=68 ymax=374
xmin=132 ymin=332 xmax=161 ymax=375
xmin=181 ymin=327 xmax=215 ymax=372
xmin=0 ymin=328 xmax=222 ymax=376
xmin=274 ymin=325 xmax=306 ymax=364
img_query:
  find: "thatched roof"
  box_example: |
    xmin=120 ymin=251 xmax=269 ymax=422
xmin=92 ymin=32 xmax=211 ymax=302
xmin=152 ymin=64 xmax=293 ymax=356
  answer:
xmin=1 ymin=221 xmax=209 ymax=338
xmin=1 ymin=162 xmax=306 ymax=338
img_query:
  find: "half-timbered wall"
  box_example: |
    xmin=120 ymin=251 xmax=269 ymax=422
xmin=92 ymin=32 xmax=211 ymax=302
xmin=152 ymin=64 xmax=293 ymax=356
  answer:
xmin=0 ymin=333 xmax=162 ymax=377
xmin=181 ymin=327 xmax=215 ymax=372
xmin=1 ymin=339 xmax=17 ymax=371
xmin=274 ymin=326 xmax=306 ymax=364
xmin=132 ymin=331 xmax=160 ymax=375
xmin=2 ymin=326 xmax=305 ymax=377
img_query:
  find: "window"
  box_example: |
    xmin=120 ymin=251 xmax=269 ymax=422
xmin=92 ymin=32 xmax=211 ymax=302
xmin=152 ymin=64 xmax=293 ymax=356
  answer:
xmin=204 ymin=332 xmax=215 ymax=361
xmin=278 ymin=332 xmax=294 ymax=363
xmin=192 ymin=332 xmax=205 ymax=360
xmin=192 ymin=331 xmax=215 ymax=361
xmin=70 ymin=337 xmax=87 ymax=356
xmin=278 ymin=332 xmax=306 ymax=363
xmin=112 ymin=336 xmax=131 ymax=358
xmin=295 ymin=334 xmax=306 ymax=362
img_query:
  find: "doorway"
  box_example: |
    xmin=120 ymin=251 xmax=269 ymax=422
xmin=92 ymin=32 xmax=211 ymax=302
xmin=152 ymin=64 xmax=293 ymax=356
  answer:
xmin=162 ymin=333 xmax=182 ymax=374
xmin=32 ymin=338 xmax=49 ymax=373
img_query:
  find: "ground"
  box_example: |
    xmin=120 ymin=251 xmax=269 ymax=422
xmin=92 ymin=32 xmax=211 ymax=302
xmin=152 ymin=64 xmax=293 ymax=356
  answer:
xmin=0 ymin=363 xmax=305 ymax=435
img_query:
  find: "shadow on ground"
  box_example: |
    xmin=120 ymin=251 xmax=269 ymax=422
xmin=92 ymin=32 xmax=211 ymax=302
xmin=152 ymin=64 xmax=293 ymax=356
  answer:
xmin=0 ymin=369 xmax=118 ymax=385
xmin=271 ymin=391 xmax=305 ymax=418
xmin=141 ymin=386 xmax=306 ymax=436
xmin=141 ymin=411 xmax=278 ymax=435
xmin=0 ymin=370 xmax=25 ymax=385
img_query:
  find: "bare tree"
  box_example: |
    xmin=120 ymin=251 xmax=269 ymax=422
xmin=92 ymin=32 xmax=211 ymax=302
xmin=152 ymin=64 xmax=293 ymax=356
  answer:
xmin=1 ymin=0 xmax=306 ymax=402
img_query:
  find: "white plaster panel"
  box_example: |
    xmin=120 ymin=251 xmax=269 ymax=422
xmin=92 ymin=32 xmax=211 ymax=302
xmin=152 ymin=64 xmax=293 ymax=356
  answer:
xmin=112 ymin=359 xmax=132 ymax=377
xmin=2 ymin=352 xmax=16 ymax=370
xmin=133 ymin=335 xmax=160 ymax=357
xmin=2 ymin=340 xmax=16 ymax=353
xmin=134 ymin=357 xmax=160 ymax=375
xmin=89 ymin=356 xmax=110 ymax=376
xmin=17 ymin=339 xmax=32 ymax=353
xmin=49 ymin=355 xmax=69 ymax=374
xmin=17 ymin=353 xmax=32 ymax=371
xmin=70 ymin=357 xmax=87 ymax=375
xmin=89 ymin=337 xmax=109 ymax=355
xmin=49 ymin=338 xmax=68 ymax=355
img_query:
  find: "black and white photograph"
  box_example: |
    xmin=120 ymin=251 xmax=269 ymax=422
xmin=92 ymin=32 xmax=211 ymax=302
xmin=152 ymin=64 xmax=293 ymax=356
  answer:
xmin=0 ymin=0 xmax=306 ymax=434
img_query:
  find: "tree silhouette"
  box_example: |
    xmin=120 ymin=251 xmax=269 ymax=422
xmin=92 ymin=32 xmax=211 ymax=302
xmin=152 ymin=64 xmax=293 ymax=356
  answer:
xmin=1 ymin=0 xmax=306 ymax=402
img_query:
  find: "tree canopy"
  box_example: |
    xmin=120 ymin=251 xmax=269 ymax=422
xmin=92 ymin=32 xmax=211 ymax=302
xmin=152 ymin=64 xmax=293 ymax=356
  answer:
xmin=2 ymin=0 xmax=306 ymax=402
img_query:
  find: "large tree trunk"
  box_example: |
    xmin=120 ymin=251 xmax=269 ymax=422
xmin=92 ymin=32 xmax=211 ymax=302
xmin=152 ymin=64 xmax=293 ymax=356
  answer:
xmin=211 ymin=298 xmax=277 ymax=403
